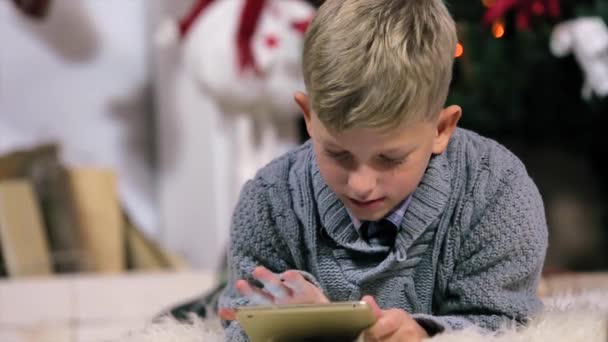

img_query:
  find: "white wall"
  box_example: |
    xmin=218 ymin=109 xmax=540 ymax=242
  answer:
xmin=151 ymin=0 xmax=232 ymax=271
xmin=150 ymin=0 xmax=303 ymax=271
xmin=0 ymin=0 xmax=157 ymax=237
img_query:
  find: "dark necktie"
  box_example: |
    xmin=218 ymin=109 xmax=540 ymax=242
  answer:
xmin=362 ymin=219 xmax=398 ymax=248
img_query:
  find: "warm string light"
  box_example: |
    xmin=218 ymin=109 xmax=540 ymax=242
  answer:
xmin=463 ymin=1 xmax=507 ymax=57
xmin=492 ymin=20 xmax=506 ymax=38
xmin=455 ymin=42 xmax=464 ymax=58
xmin=481 ymin=0 xmax=506 ymax=38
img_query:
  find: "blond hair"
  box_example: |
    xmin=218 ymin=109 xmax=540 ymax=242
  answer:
xmin=303 ymin=0 xmax=457 ymax=131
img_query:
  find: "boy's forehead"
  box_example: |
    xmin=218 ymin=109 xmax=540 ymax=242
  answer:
xmin=315 ymin=109 xmax=427 ymax=134
xmin=312 ymin=110 xmax=431 ymax=148
xmin=318 ymin=126 xmax=419 ymax=151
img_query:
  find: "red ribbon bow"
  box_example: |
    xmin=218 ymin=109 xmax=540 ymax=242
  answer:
xmin=483 ymin=0 xmax=560 ymax=30
xmin=178 ymin=0 xmax=266 ymax=72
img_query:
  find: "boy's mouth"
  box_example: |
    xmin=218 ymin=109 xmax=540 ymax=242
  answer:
xmin=349 ymin=197 xmax=385 ymax=209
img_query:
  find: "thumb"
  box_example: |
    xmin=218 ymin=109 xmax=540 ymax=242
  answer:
xmin=361 ymin=295 xmax=383 ymax=320
xmin=218 ymin=308 xmax=237 ymax=321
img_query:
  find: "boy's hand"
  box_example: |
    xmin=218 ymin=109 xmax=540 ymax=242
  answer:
xmin=219 ymin=266 xmax=329 ymax=320
xmin=361 ymin=296 xmax=429 ymax=342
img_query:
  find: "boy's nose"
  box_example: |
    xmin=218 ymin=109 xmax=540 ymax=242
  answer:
xmin=347 ymin=167 xmax=377 ymax=199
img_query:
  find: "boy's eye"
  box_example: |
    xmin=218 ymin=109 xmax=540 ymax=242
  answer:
xmin=324 ymin=149 xmax=351 ymax=160
xmin=379 ymin=155 xmax=405 ymax=165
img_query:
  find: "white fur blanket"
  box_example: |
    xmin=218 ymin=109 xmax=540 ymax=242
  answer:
xmin=116 ymin=292 xmax=608 ymax=342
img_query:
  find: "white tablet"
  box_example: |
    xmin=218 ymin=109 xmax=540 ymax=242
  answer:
xmin=235 ymin=301 xmax=375 ymax=342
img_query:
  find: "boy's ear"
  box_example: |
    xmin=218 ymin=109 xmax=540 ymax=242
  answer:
xmin=294 ymin=92 xmax=313 ymax=136
xmin=432 ymin=105 xmax=462 ymax=154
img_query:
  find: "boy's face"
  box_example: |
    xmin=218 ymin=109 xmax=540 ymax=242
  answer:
xmin=296 ymin=92 xmax=461 ymax=221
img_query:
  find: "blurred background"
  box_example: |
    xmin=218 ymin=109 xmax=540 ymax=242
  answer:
xmin=0 ymin=0 xmax=607 ymax=281
xmin=448 ymin=0 xmax=608 ymax=272
xmin=1 ymin=0 xmax=607 ymax=340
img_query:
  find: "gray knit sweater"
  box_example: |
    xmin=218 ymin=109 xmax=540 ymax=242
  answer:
xmin=219 ymin=128 xmax=548 ymax=340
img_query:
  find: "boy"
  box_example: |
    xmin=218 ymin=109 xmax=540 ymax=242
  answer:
xmin=218 ymin=0 xmax=548 ymax=340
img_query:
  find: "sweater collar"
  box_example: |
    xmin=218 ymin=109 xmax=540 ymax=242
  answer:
xmin=312 ymin=152 xmax=451 ymax=254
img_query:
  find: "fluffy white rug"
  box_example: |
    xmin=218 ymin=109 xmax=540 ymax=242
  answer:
xmin=430 ymin=292 xmax=607 ymax=342
xmin=116 ymin=292 xmax=607 ymax=342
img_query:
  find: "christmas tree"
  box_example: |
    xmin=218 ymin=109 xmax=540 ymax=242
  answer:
xmin=449 ymin=0 xmax=608 ymax=270
xmin=450 ymin=0 xmax=607 ymax=138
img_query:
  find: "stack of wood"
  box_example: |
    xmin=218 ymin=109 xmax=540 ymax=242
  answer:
xmin=0 ymin=144 xmax=184 ymax=278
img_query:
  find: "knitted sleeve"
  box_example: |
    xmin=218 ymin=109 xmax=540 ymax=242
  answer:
xmin=413 ymin=161 xmax=548 ymax=334
xmin=218 ymin=178 xmax=320 ymax=341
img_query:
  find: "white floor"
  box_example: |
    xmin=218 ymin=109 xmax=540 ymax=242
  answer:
xmin=0 ymin=271 xmax=216 ymax=342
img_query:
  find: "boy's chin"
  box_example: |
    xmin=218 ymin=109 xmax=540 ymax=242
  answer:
xmin=346 ymin=204 xmax=392 ymax=222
